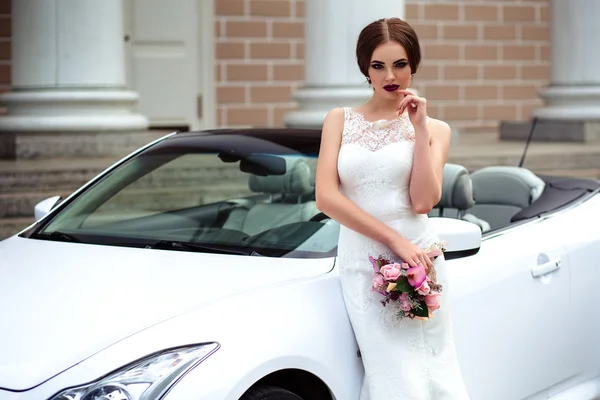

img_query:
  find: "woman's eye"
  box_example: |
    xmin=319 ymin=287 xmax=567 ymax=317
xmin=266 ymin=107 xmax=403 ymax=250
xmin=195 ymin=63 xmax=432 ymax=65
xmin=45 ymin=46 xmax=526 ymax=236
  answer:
xmin=396 ymin=62 xmax=408 ymax=68
xmin=371 ymin=64 xmax=382 ymax=69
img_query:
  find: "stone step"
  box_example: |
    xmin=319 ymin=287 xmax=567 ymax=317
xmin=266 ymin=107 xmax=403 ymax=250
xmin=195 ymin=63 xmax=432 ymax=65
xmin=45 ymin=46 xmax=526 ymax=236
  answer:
xmin=532 ymin=168 xmax=600 ymax=179
xmin=0 ymin=218 xmax=34 ymax=240
xmin=448 ymin=138 xmax=600 ymax=172
xmin=0 ymin=158 xmax=115 ymax=193
xmin=2 ymin=130 xmax=170 ymax=160
xmin=0 ymin=191 xmax=72 ymax=218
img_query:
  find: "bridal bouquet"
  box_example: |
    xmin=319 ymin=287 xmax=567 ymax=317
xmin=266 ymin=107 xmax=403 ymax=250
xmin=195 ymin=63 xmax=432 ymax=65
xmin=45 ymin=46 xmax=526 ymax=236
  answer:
xmin=370 ymin=242 xmax=446 ymax=321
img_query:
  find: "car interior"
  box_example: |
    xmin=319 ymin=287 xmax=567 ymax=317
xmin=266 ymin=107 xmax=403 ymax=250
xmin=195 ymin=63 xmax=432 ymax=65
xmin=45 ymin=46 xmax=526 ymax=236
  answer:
xmin=428 ymin=164 xmax=547 ymax=233
xmin=221 ymin=156 xmax=320 ymax=236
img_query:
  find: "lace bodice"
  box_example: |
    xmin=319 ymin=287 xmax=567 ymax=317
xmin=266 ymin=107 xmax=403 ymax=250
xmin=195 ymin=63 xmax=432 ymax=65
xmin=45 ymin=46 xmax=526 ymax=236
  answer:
xmin=337 ymin=107 xmax=428 ymax=226
xmin=341 ymin=107 xmax=415 ymax=152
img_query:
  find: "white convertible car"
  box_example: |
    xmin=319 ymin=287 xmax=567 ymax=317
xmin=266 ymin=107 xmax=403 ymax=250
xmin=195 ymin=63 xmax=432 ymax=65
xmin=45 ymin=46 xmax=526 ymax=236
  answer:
xmin=1 ymin=129 xmax=599 ymax=400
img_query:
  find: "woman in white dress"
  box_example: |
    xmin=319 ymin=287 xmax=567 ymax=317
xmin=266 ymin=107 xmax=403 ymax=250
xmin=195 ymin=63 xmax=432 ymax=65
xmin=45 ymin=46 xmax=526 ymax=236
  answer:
xmin=315 ymin=18 xmax=471 ymax=399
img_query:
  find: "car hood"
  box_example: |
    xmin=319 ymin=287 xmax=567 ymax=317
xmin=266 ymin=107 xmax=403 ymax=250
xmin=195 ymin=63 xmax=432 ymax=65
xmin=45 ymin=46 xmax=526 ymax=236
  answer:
xmin=0 ymin=236 xmax=334 ymax=391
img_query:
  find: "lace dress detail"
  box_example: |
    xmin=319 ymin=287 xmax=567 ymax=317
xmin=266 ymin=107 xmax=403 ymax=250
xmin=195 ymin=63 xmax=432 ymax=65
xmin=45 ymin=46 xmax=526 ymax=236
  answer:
xmin=337 ymin=107 xmax=470 ymax=400
xmin=341 ymin=108 xmax=415 ymax=151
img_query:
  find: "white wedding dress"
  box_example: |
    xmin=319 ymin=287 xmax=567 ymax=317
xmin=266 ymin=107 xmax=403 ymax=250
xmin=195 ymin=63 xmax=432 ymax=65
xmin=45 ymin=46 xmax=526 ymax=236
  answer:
xmin=336 ymin=107 xmax=470 ymax=400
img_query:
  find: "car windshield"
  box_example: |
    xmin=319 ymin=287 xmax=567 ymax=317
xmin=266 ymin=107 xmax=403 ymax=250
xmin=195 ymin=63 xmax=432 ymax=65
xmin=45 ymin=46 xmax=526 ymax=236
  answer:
xmin=33 ymin=132 xmax=338 ymax=258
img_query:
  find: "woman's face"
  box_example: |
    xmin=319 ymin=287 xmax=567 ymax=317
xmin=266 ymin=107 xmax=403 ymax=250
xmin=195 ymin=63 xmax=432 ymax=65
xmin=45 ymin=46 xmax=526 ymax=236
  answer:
xmin=367 ymin=41 xmax=412 ymax=99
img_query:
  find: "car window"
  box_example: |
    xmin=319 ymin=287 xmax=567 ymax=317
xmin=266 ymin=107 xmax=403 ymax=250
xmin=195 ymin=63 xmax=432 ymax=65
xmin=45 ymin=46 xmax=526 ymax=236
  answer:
xmin=35 ymin=134 xmax=338 ymax=258
xmin=82 ymin=154 xmax=257 ymax=227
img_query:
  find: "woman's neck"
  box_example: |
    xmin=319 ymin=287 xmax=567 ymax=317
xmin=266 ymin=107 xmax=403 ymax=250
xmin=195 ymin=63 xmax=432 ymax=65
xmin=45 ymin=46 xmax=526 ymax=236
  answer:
xmin=361 ymin=95 xmax=401 ymax=116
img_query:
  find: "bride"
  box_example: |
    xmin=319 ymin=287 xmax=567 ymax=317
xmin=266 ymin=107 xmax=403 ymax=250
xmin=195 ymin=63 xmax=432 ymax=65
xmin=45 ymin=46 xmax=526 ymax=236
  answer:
xmin=315 ymin=17 xmax=471 ymax=399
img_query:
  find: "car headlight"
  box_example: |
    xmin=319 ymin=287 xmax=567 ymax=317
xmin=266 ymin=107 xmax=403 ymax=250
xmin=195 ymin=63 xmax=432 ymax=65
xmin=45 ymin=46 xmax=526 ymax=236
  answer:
xmin=50 ymin=343 xmax=219 ymax=400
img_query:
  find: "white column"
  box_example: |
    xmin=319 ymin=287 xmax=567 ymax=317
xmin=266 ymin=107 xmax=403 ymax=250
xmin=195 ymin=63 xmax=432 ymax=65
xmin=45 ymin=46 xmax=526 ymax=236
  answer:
xmin=284 ymin=0 xmax=404 ymax=129
xmin=0 ymin=0 xmax=148 ymax=132
xmin=533 ymin=0 xmax=600 ymax=121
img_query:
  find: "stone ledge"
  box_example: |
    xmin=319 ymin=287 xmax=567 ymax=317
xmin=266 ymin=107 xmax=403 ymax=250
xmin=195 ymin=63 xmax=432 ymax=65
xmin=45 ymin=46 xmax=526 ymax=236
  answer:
xmin=500 ymin=119 xmax=600 ymax=142
xmin=0 ymin=218 xmax=34 ymax=241
xmin=0 ymin=130 xmax=171 ymax=160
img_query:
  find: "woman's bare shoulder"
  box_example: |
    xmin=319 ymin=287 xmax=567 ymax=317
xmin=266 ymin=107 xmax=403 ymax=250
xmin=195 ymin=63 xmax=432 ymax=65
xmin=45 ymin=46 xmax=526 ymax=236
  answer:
xmin=321 ymin=107 xmax=346 ymax=137
xmin=325 ymin=107 xmax=346 ymax=123
xmin=426 ymin=117 xmax=451 ymax=142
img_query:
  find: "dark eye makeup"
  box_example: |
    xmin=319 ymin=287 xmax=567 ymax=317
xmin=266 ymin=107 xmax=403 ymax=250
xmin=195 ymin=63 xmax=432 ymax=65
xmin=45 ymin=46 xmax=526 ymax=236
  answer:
xmin=370 ymin=59 xmax=409 ymax=69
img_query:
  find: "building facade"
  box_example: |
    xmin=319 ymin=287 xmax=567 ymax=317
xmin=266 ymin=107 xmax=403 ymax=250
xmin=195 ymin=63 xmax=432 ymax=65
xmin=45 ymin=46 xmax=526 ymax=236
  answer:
xmin=1 ymin=0 xmax=597 ymax=142
xmin=216 ymin=0 xmax=549 ymax=135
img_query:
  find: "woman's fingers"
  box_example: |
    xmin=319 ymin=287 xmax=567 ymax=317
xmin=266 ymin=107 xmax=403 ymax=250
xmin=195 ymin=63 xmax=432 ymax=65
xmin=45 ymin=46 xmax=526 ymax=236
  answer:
xmin=419 ymin=255 xmax=429 ymax=272
xmin=419 ymin=252 xmax=433 ymax=273
xmin=397 ymin=97 xmax=412 ymax=114
xmin=398 ymin=95 xmax=423 ymax=115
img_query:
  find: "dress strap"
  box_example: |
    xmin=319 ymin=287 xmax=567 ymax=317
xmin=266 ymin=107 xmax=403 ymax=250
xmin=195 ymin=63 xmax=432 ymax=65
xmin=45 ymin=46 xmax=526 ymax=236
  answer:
xmin=341 ymin=107 xmax=351 ymax=138
xmin=343 ymin=107 xmax=353 ymax=122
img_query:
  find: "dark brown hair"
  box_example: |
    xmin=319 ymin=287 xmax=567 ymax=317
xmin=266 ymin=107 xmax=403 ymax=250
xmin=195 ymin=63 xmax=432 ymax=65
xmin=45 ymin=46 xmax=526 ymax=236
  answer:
xmin=356 ymin=18 xmax=421 ymax=79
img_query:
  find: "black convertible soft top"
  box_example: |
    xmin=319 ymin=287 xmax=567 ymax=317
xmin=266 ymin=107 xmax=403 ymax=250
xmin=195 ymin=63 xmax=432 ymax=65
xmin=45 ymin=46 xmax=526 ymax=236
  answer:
xmin=512 ymin=174 xmax=600 ymax=221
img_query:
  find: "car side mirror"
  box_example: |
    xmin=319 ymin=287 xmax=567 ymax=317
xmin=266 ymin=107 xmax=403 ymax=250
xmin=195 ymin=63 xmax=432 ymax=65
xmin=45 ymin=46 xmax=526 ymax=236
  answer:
xmin=34 ymin=196 xmax=62 ymax=221
xmin=428 ymin=217 xmax=481 ymax=260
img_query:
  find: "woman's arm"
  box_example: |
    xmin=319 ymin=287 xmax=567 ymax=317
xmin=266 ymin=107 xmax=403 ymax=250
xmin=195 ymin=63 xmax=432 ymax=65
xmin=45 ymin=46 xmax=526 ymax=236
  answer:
xmin=408 ymin=119 xmax=451 ymax=214
xmin=315 ymin=108 xmax=433 ymax=269
xmin=397 ymin=90 xmax=452 ymax=215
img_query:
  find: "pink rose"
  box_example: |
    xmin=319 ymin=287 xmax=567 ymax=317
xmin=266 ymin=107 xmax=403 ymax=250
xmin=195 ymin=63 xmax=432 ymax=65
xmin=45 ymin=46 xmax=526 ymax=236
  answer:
xmin=380 ymin=263 xmax=402 ymax=281
xmin=399 ymin=292 xmax=412 ymax=312
xmin=372 ymin=273 xmax=385 ymax=289
xmin=417 ymin=280 xmax=430 ymax=295
xmin=406 ymin=265 xmax=427 ymax=288
xmin=368 ymin=256 xmax=379 ymax=273
xmin=424 ymin=292 xmax=440 ymax=311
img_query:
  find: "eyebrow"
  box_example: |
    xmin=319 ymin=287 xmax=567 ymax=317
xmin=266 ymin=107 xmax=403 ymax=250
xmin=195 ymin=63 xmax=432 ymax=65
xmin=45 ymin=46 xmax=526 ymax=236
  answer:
xmin=371 ymin=58 xmax=408 ymax=64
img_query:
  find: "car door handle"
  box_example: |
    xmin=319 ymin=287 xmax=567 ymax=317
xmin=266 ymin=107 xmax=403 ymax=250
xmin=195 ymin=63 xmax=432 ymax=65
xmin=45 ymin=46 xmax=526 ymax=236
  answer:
xmin=531 ymin=259 xmax=561 ymax=278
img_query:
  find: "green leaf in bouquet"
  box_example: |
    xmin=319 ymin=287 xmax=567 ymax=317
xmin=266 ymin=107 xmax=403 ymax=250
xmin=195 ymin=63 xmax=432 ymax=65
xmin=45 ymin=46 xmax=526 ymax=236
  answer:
xmin=412 ymin=299 xmax=429 ymax=318
xmin=394 ymin=276 xmax=413 ymax=293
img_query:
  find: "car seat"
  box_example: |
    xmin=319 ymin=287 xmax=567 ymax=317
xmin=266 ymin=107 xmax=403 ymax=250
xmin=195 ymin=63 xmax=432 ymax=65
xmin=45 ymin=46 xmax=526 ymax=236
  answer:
xmin=468 ymin=166 xmax=546 ymax=231
xmin=429 ymin=163 xmax=491 ymax=232
xmin=221 ymin=156 xmax=318 ymax=235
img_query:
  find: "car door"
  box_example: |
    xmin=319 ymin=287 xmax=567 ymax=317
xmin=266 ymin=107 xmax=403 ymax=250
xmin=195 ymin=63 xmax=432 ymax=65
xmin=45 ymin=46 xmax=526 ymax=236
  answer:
xmin=448 ymin=216 xmax=573 ymax=400
xmin=556 ymin=193 xmax=600 ymax=382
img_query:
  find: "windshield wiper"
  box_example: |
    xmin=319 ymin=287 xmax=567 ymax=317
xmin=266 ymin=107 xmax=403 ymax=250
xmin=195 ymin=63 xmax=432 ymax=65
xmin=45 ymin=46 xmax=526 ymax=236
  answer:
xmin=34 ymin=231 xmax=81 ymax=243
xmin=150 ymin=240 xmax=254 ymax=256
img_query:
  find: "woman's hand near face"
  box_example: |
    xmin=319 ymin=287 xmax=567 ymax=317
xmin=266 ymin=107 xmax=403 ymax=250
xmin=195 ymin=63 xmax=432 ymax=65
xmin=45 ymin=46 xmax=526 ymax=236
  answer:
xmin=397 ymin=89 xmax=428 ymax=129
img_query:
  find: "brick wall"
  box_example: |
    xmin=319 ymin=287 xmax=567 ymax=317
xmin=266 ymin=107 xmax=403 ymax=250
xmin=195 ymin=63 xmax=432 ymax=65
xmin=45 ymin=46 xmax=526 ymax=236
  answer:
xmin=215 ymin=0 xmax=550 ymax=134
xmin=0 ymin=0 xmax=10 ymax=115
xmin=215 ymin=0 xmax=305 ymax=127
xmin=407 ymin=0 xmax=550 ymax=134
